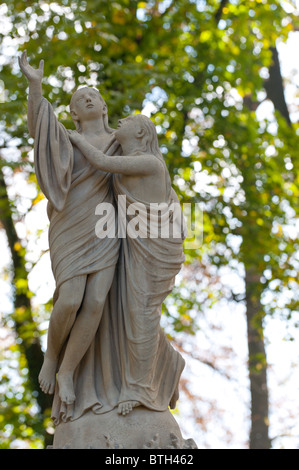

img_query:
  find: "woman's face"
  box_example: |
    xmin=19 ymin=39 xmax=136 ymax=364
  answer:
xmin=71 ymin=88 xmax=106 ymax=123
xmin=115 ymin=116 xmax=142 ymax=143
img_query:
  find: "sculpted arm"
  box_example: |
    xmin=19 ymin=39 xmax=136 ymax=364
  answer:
xmin=68 ymin=131 xmax=160 ymax=176
xmin=18 ymin=50 xmax=44 ymax=138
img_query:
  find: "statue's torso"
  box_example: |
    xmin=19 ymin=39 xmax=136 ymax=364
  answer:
xmin=72 ymin=132 xmax=114 ymax=174
xmin=119 ymin=159 xmax=167 ymax=204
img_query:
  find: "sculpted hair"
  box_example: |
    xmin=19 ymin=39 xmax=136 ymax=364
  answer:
xmin=70 ymin=87 xmax=113 ymax=134
xmin=133 ymin=114 xmax=172 ymax=198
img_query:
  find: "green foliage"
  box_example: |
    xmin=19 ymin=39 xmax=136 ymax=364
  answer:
xmin=0 ymin=339 xmax=52 ymax=448
xmin=1 ymin=0 xmax=299 ymax=448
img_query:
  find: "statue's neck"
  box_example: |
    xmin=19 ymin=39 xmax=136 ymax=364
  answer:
xmin=80 ymin=118 xmax=107 ymax=137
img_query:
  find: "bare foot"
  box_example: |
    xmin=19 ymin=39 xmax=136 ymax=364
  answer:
xmin=38 ymin=356 xmax=57 ymax=395
xmin=117 ymin=400 xmax=141 ymax=416
xmin=57 ymin=371 xmax=76 ymax=405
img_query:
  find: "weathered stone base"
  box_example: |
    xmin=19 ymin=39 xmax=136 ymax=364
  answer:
xmin=52 ymin=406 xmax=197 ymax=449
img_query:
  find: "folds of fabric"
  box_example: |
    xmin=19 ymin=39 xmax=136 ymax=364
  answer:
xmin=51 ymin=175 xmax=186 ymax=424
xmin=33 ymin=98 xmax=120 ymax=299
xmin=112 ymin=176 xmax=186 ymax=411
xmin=48 ymin=165 xmax=119 ymax=298
xmin=34 ymin=98 xmax=73 ymax=213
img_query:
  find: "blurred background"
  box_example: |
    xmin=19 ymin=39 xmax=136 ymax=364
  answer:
xmin=0 ymin=0 xmax=299 ymax=449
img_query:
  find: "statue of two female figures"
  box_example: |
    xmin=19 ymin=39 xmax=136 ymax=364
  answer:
xmin=19 ymin=51 xmax=196 ymax=448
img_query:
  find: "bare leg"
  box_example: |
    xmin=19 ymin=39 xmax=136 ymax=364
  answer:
xmin=38 ymin=276 xmax=86 ymax=395
xmin=57 ymin=266 xmax=115 ymax=405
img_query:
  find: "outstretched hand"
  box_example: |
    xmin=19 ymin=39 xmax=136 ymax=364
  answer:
xmin=18 ymin=50 xmax=44 ymax=83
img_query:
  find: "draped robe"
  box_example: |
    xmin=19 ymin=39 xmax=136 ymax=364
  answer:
xmin=34 ymin=98 xmax=120 ymax=304
xmin=112 ymin=175 xmax=187 ymax=409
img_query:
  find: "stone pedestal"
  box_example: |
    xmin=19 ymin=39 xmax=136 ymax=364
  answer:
xmin=52 ymin=407 xmax=197 ymax=449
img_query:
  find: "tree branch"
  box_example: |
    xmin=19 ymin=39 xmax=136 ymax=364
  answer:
xmin=215 ymin=0 xmax=229 ymax=23
xmin=264 ymin=46 xmax=291 ymax=126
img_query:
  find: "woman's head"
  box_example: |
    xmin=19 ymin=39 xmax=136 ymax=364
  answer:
xmin=115 ymin=114 xmax=171 ymax=195
xmin=116 ymin=114 xmax=163 ymax=161
xmin=70 ymin=87 xmax=112 ymax=133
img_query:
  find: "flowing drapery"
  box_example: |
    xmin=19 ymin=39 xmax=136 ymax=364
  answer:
xmin=51 ymin=174 xmax=186 ymax=423
xmin=112 ymin=175 xmax=186 ymax=410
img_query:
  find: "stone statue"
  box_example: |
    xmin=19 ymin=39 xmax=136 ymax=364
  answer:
xmin=19 ymin=51 xmax=197 ymax=449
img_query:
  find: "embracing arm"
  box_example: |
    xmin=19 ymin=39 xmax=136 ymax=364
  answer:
xmin=68 ymin=131 xmax=161 ymax=176
xmin=18 ymin=50 xmax=44 ymax=138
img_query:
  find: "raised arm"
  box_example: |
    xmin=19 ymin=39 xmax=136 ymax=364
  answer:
xmin=18 ymin=50 xmax=44 ymax=138
xmin=68 ymin=130 xmax=161 ymax=176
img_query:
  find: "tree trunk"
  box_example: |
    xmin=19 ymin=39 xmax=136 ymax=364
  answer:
xmin=245 ymin=267 xmax=271 ymax=449
xmin=265 ymin=46 xmax=291 ymax=126
xmin=0 ymin=163 xmax=53 ymax=446
xmin=242 ymin=43 xmax=291 ymax=450
xmin=243 ymin=42 xmax=292 ymax=450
